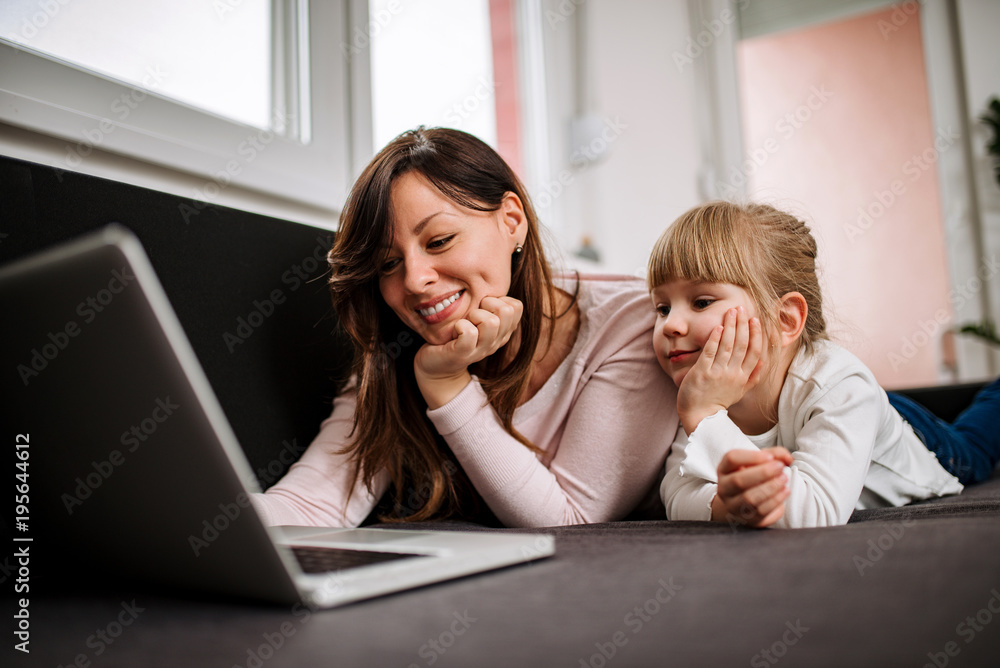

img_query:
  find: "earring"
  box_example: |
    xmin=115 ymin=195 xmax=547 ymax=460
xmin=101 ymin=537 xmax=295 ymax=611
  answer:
xmin=513 ymin=244 xmax=523 ymax=255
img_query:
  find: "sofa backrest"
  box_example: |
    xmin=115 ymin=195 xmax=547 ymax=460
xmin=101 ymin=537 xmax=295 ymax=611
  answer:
xmin=0 ymin=155 xmax=352 ymax=487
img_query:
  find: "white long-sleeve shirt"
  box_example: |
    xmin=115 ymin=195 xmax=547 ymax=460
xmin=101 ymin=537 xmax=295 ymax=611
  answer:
xmin=252 ymin=275 xmax=679 ymax=528
xmin=661 ymin=340 xmax=963 ymax=528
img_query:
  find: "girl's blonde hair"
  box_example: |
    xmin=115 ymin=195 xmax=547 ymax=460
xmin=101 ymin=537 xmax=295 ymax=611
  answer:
xmin=647 ymin=201 xmax=828 ymax=356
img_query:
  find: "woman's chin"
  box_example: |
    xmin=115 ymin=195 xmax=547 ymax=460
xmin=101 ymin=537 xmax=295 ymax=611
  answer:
xmin=416 ymin=321 xmax=458 ymax=346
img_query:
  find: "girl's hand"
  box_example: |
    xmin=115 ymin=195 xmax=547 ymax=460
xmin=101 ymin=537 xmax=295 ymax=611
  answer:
xmin=677 ymin=306 xmax=763 ymax=434
xmin=415 ymin=295 xmax=523 ymax=408
xmin=711 ymin=447 xmax=794 ymax=528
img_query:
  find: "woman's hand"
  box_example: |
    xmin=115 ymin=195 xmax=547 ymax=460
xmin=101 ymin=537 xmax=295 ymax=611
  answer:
xmin=415 ymin=295 xmax=523 ymax=408
xmin=710 ymin=447 xmax=794 ymax=528
xmin=677 ymin=306 xmax=763 ymax=434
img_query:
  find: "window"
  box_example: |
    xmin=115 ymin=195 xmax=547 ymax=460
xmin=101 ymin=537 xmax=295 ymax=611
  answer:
xmin=0 ymin=0 xmax=547 ymax=224
xmin=369 ymin=0 xmax=497 ymax=150
xmin=1 ymin=0 xmax=273 ymax=130
xmin=0 ymin=0 xmax=362 ymax=211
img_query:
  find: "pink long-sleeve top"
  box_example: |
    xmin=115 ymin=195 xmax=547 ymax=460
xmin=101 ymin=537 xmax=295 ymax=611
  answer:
xmin=251 ymin=274 xmax=679 ymax=528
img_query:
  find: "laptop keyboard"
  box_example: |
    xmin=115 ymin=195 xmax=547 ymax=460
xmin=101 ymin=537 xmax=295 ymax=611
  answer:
xmin=290 ymin=545 xmax=427 ymax=574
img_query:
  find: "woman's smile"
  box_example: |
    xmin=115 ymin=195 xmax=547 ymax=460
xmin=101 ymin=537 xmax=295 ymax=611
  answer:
xmin=417 ymin=289 xmax=465 ymax=322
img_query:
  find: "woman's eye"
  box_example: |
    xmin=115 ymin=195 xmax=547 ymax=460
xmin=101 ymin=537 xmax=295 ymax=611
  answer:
xmin=380 ymin=258 xmax=400 ymax=275
xmin=428 ymin=234 xmax=455 ymax=250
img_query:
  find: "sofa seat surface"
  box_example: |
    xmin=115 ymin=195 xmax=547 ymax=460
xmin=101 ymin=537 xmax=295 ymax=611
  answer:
xmin=17 ymin=476 xmax=1000 ymax=668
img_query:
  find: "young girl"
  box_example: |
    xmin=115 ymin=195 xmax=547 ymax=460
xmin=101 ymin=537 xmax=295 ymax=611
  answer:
xmin=649 ymin=201 xmax=1000 ymax=528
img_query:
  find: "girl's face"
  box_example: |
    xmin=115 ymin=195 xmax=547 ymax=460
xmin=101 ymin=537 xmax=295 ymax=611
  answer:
xmin=650 ymin=279 xmax=761 ymax=387
xmin=378 ymin=171 xmax=524 ymax=345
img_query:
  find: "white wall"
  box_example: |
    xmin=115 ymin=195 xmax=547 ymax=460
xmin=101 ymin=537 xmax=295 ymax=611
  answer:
xmin=957 ymin=0 xmax=1000 ymax=372
xmin=537 ymin=0 xmax=703 ymax=278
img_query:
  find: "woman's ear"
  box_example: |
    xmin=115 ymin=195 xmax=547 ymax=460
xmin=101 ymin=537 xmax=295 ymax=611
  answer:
xmin=499 ymin=192 xmax=527 ymax=248
xmin=777 ymin=292 xmax=808 ymax=346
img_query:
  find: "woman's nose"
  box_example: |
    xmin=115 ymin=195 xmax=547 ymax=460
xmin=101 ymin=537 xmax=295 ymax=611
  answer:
xmin=403 ymin=252 xmax=436 ymax=293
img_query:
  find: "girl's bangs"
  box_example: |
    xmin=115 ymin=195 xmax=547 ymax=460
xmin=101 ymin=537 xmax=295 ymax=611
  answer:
xmin=649 ymin=217 xmax=750 ymax=290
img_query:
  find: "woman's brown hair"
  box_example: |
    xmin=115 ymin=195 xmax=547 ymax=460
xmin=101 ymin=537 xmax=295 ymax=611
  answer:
xmin=327 ymin=127 xmax=557 ymax=522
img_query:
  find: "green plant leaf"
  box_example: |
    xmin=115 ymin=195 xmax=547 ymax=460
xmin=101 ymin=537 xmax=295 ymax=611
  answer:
xmin=957 ymin=320 xmax=1000 ymax=347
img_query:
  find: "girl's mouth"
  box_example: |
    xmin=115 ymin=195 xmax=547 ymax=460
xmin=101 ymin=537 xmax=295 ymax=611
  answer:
xmin=416 ymin=290 xmax=464 ymax=322
xmin=668 ymin=349 xmax=697 ymax=363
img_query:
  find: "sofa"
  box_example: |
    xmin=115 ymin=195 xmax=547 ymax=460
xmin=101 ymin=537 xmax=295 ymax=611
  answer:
xmin=3 ymin=155 xmax=999 ymax=667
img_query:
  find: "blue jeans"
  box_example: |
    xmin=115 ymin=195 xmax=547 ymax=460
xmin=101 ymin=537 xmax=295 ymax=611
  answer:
xmin=887 ymin=378 xmax=1000 ymax=485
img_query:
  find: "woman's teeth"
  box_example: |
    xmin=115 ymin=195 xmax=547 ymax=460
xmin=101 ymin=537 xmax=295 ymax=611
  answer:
xmin=418 ymin=291 xmax=462 ymax=317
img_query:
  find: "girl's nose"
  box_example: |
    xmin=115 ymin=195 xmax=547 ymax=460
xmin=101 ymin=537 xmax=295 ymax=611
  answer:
xmin=662 ymin=311 xmax=686 ymax=337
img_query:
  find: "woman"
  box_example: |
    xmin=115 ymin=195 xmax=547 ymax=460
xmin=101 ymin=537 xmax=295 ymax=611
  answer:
xmin=251 ymin=127 xmax=678 ymax=528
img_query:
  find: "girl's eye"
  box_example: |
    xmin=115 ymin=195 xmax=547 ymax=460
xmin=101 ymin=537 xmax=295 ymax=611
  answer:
xmin=655 ymin=304 xmax=670 ymax=317
xmin=428 ymin=234 xmax=455 ymax=250
xmin=693 ymin=298 xmax=714 ymax=309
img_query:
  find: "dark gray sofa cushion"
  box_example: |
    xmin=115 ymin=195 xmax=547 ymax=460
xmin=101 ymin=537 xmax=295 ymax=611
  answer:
xmin=0 ymin=155 xmax=352 ymax=486
xmin=357 ymin=475 xmax=1000 ymax=667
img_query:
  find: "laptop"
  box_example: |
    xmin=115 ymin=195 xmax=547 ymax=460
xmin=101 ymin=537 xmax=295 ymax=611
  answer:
xmin=0 ymin=224 xmax=553 ymax=608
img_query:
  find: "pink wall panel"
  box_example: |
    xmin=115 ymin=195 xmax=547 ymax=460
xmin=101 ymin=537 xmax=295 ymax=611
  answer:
xmin=738 ymin=5 xmax=954 ymax=388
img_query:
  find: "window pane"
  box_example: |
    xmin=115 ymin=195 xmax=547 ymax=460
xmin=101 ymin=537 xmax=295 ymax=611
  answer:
xmin=0 ymin=0 xmax=272 ymax=130
xmin=370 ymin=0 xmax=497 ymax=150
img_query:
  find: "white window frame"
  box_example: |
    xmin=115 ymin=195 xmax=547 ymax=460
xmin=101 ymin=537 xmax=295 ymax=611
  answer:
xmin=0 ymin=0 xmax=372 ymax=213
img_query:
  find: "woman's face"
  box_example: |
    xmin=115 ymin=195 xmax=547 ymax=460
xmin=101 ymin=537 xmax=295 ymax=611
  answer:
xmin=378 ymin=171 xmax=525 ymax=345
